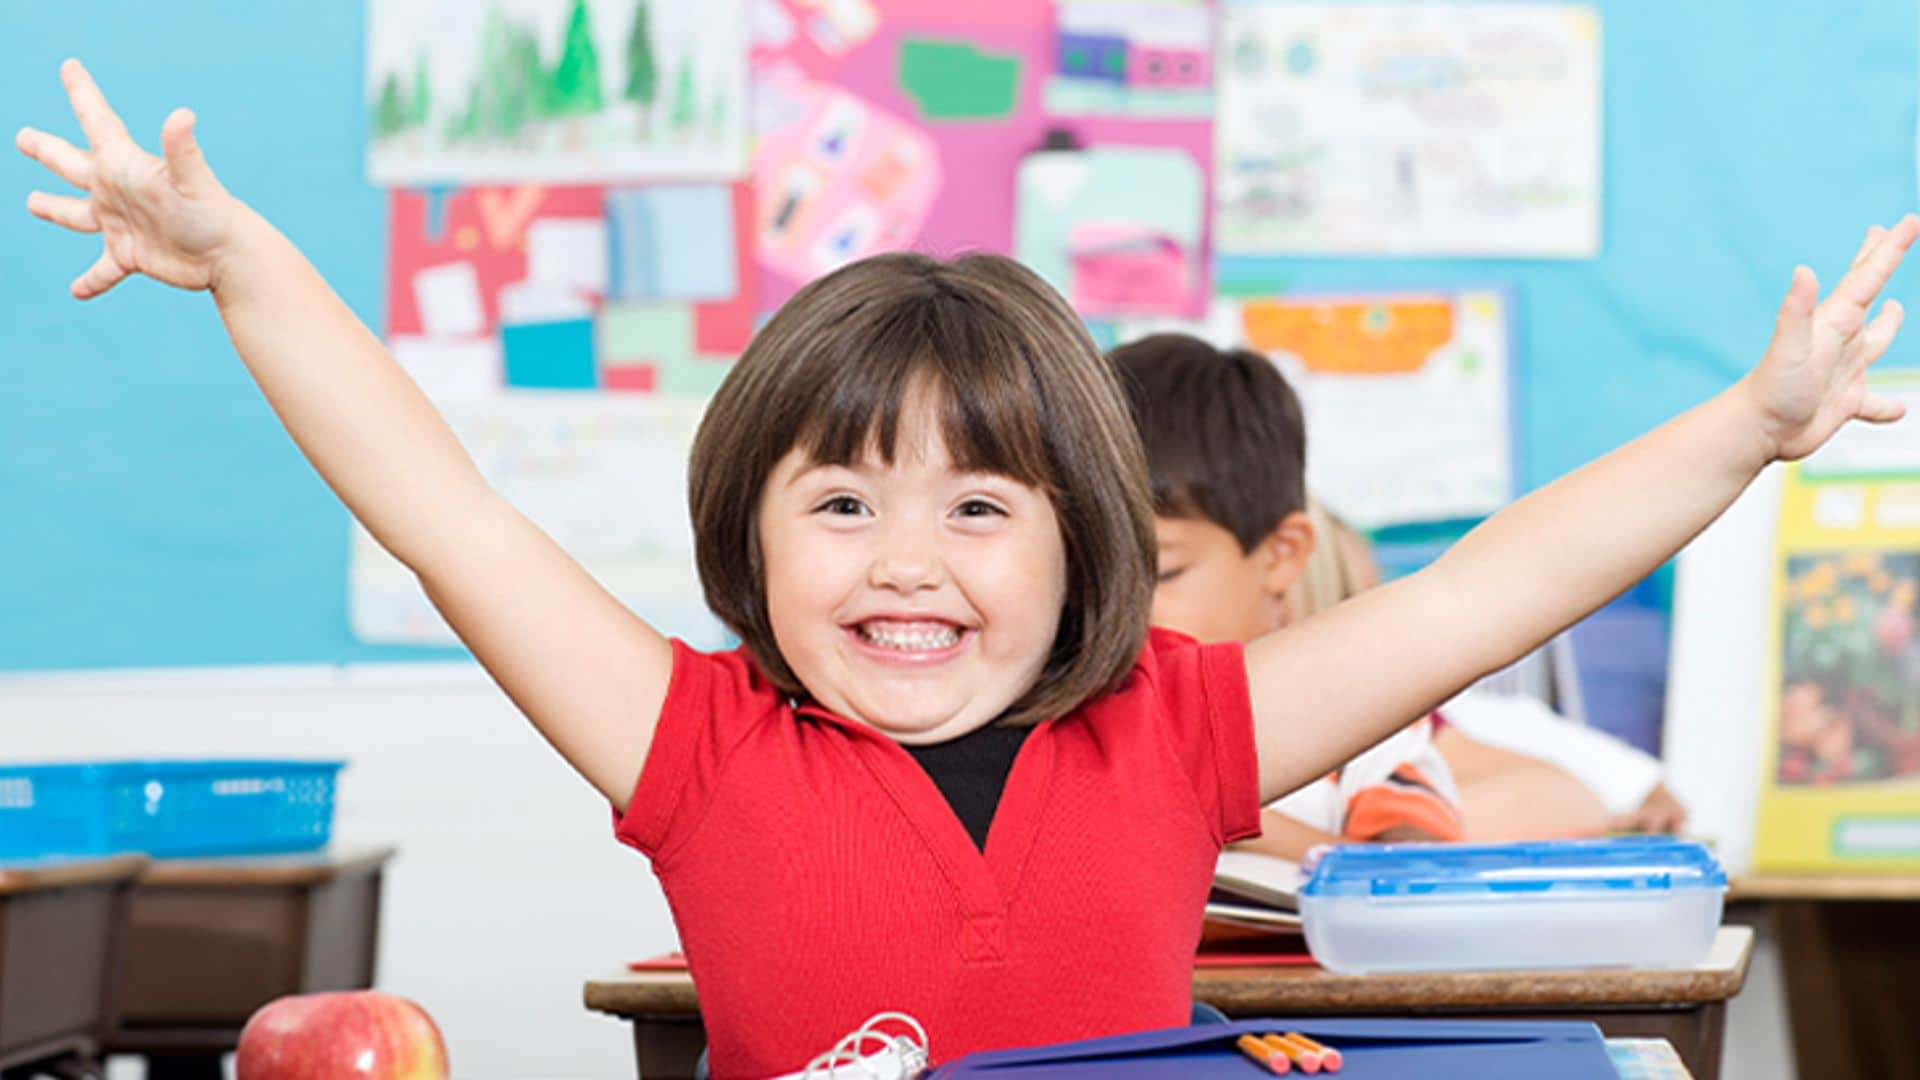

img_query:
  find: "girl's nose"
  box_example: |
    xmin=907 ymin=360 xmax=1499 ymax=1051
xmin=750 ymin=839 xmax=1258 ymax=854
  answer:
xmin=868 ymin=520 xmax=944 ymax=593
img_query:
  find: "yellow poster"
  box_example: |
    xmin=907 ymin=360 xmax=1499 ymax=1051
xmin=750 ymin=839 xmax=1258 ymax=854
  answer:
xmin=1755 ymin=462 xmax=1920 ymax=870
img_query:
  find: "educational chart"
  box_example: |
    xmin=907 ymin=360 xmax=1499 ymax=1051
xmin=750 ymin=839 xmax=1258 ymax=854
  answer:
xmin=1215 ymin=2 xmax=1601 ymax=257
xmin=1755 ymin=400 xmax=1920 ymax=871
xmin=350 ymin=180 xmax=754 ymax=648
xmin=750 ymin=0 xmax=1215 ymax=315
xmin=365 ymin=0 xmax=748 ymax=184
xmin=1117 ymin=288 xmax=1514 ymax=528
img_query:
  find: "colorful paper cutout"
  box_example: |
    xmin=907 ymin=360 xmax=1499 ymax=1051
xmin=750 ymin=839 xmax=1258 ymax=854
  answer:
xmin=503 ymin=318 xmax=599 ymax=390
xmin=899 ymin=39 xmax=1022 ymax=120
xmin=753 ymin=62 xmax=940 ymax=284
xmin=526 ymin=218 xmax=609 ymax=300
xmin=600 ymin=301 xmax=693 ymax=364
xmin=1240 ymin=298 xmax=1457 ymax=375
xmin=606 ymin=185 xmax=739 ymax=301
xmin=1048 ymin=1 xmax=1213 ymax=117
xmin=1015 ymin=144 xmax=1202 ymax=317
xmin=411 ymin=261 xmax=487 ymax=338
xmin=694 ymin=183 xmax=759 ymax=354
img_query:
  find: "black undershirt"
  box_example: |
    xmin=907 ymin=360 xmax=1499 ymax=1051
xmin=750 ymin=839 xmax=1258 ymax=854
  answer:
xmin=904 ymin=721 xmax=1034 ymax=851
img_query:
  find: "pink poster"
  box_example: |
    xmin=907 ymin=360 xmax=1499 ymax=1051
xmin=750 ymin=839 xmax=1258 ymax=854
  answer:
xmin=752 ymin=0 xmax=1214 ymax=316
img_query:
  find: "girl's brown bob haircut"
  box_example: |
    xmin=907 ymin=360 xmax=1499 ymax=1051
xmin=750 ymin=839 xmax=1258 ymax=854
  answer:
xmin=688 ymin=252 xmax=1156 ymax=726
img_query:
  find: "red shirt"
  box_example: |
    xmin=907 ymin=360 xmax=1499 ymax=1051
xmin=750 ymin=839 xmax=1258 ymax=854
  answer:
xmin=616 ymin=628 xmax=1260 ymax=1078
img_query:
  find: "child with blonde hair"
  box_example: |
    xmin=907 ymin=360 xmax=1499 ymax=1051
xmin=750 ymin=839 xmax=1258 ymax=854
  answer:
xmin=20 ymin=61 xmax=1912 ymax=1076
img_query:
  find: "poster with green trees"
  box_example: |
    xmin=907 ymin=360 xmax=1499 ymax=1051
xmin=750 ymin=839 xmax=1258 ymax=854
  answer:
xmin=366 ymin=0 xmax=746 ymax=184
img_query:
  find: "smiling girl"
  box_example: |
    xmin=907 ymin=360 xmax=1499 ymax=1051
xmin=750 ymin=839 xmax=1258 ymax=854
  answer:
xmin=19 ymin=60 xmax=1918 ymax=1078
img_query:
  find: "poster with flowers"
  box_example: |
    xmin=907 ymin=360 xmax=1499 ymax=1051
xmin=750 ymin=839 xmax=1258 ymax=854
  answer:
xmin=1755 ymin=462 xmax=1920 ymax=871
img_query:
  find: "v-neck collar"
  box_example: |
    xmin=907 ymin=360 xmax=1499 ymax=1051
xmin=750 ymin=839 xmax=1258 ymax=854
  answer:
xmin=796 ymin=703 xmax=1059 ymax=952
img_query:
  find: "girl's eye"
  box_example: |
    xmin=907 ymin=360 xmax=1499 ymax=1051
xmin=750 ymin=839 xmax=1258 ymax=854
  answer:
xmin=817 ymin=495 xmax=869 ymax=516
xmin=1156 ymin=567 xmax=1186 ymax=584
xmin=955 ymin=499 xmax=1008 ymax=518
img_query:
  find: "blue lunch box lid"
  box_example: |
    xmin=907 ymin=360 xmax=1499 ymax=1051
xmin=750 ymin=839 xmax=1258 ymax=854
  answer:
xmin=1299 ymin=837 xmax=1728 ymax=899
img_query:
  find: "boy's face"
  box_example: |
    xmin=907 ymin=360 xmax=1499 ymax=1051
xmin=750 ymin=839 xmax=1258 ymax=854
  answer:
xmin=756 ymin=405 xmax=1068 ymax=744
xmin=1151 ymin=514 xmax=1307 ymax=645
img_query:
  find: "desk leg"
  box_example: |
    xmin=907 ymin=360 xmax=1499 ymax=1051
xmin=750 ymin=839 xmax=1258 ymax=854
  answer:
xmin=143 ymin=1054 xmax=226 ymax=1080
xmin=632 ymin=1016 xmax=707 ymax=1080
xmin=1775 ymin=898 xmax=1920 ymax=1080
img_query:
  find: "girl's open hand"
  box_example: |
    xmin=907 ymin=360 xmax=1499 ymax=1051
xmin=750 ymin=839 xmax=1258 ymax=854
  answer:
xmin=1746 ymin=216 xmax=1920 ymax=461
xmin=17 ymin=60 xmax=243 ymax=300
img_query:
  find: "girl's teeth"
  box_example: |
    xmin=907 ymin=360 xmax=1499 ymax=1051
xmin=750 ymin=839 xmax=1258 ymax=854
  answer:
xmin=862 ymin=625 xmax=959 ymax=650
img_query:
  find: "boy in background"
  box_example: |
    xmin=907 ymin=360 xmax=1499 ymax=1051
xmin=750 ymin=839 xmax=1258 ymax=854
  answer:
xmin=1112 ymin=334 xmax=1464 ymax=856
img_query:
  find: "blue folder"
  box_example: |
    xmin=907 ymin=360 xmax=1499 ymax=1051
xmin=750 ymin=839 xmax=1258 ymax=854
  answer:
xmin=926 ymin=1018 xmax=1618 ymax=1078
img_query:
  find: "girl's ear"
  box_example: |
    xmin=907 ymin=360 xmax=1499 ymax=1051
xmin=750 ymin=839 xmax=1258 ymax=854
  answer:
xmin=1256 ymin=510 xmax=1316 ymax=599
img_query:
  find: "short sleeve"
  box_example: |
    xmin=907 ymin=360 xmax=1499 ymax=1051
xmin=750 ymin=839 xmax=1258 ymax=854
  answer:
xmin=614 ymin=640 xmax=783 ymax=862
xmin=1143 ymin=628 xmax=1263 ymax=844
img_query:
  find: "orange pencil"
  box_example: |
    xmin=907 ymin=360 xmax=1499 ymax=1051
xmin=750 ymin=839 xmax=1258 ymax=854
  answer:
xmin=1236 ymin=1033 xmax=1291 ymax=1074
xmin=1262 ymin=1034 xmax=1321 ymax=1074
xmin=1284 ymin=1032 xmax=1344 ymax=1073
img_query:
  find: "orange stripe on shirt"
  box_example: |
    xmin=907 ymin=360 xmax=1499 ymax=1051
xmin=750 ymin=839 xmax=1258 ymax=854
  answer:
xmin=1343 ymin=764 xmax=1465 ymax=842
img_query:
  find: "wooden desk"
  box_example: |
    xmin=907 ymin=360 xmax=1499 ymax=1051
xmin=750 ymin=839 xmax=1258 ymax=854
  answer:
xmin=104 ymin=845 xmax=395 ymax=1080
xmin=583 ymin=926 xmax=1751 ymax=1080
xmin=0 ymin=854 xmax=149 ymax=1080
xmin=1194 ymin=926 xmax=1749 ymax=1080
xmin=1731 ymin=874 xmax=1920 ymax=1080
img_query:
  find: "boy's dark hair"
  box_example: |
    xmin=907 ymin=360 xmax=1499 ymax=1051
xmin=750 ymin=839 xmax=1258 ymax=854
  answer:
xmin=689 ymin=252 xmax=1157 ymax=726
xmin=1110 ymin=334 xmax=1307 ymax=552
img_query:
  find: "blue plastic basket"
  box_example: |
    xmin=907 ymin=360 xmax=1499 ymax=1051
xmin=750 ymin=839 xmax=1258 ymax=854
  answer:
xmin=0 ymin=759 xmax=346 ymax=861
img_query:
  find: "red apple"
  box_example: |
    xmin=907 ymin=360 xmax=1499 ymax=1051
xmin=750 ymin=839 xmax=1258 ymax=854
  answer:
xmin=236 ymin=991 xmax=449 ymax=1079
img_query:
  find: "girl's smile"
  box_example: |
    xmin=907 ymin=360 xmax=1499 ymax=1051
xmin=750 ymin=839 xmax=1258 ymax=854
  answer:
xmin=845 ymin=617 xmax=972 ymax=663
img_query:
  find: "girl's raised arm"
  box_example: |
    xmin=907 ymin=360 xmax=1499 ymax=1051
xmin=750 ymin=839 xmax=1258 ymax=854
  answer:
xmin=19 ymin=61 xmax=672 ymax=809
xmin=1244 ymin=218 xmax=1918 ymax=804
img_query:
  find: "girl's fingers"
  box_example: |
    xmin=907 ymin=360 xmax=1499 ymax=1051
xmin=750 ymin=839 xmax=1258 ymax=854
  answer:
xmin=1850 ymin=225 xmax=1887 ymax=270
xmin=1772 ymin=265 xmax=1818 ymax=356
xmin=71 ymin=249 xmax=128 ymax=300
xmin=1830 ymin=214 xmax=1920 ymax=324
xmin=1858 ymin=392 xmax=1907 ymax=424
xmin=60 ymin=59 xmax=131 ymax=150
xmin=15 ymin=127 xmax=95 ymax=190
xmin=1861 ymin=299 xmax=1906 ymax=365
xmin=26 ymin=190 xmax=99 ymax=233
xmin=161 ymin=109 xmax=216 ymax=195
